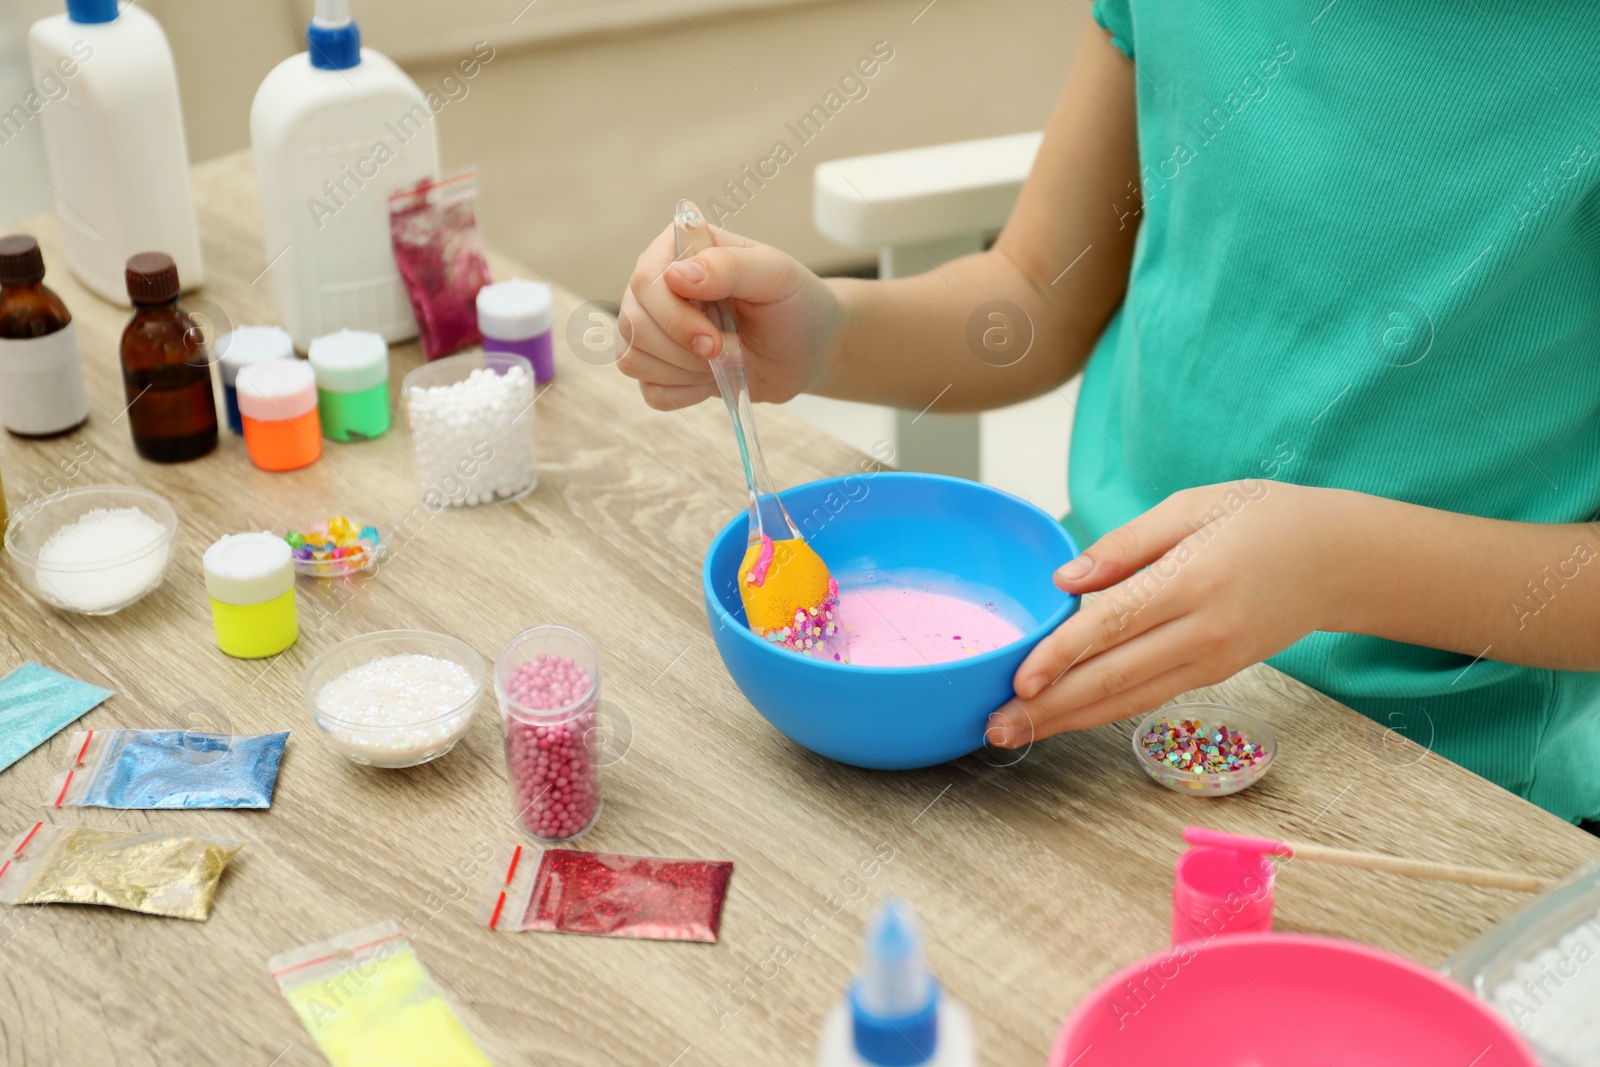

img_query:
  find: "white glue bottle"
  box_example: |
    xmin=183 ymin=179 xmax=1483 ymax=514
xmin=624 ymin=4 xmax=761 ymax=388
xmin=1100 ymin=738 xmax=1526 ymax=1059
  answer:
xmin=819 ymin=899 xmax=976 ymax=1067
xmin=27 ymin=0 xmax=204 ymax=305
xmin=249 ymin=0 xmax=438 ymax=351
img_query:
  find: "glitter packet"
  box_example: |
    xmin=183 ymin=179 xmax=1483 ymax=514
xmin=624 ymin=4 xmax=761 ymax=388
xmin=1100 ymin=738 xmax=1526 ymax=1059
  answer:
xmin=388 ymin=170 xmax=492 ymax=360
xmin=44 ymin=729 xmax=289 ymax=809
xmin=0 ymin=822 xmax=242 ymax=921
xmin=476 ymin=842 xmax=733 ymax=942
xmin=269 ymin=920 xmax=492 ymax=1067
xmin=0 ymin=661 xmax=113 ymax=774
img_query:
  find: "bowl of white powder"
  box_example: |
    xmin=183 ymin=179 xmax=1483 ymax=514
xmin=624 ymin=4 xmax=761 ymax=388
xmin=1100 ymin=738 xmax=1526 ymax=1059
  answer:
xmin=4 ymin=485 xmax=178 ymax=615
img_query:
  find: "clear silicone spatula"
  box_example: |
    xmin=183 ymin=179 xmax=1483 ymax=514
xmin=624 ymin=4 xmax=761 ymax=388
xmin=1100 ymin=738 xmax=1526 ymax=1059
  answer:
xmin=673 ymin=199 xmax=844 ymax=660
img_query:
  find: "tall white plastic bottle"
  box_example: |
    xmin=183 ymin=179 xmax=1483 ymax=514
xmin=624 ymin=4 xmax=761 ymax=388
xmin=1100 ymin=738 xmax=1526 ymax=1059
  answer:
xmin=250 ymin=0 xmax=438 ymax=351
xmin=28 ymin=0 xmax=204 ymax=305
xmin=819 ymin=899 xmax=976 ymax=1067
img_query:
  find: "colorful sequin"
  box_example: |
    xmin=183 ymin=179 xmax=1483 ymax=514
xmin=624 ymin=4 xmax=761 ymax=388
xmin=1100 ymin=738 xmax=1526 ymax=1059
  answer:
xmin=754 ymin=577 xmax=845 ymax=661
xmin=1140 ymin=717 xmax=1266 ymax=776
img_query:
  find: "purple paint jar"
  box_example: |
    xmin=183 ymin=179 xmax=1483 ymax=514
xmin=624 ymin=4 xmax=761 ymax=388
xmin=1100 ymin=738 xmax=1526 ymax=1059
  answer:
xmin=476 ymin=279 xmax=554 ymax=384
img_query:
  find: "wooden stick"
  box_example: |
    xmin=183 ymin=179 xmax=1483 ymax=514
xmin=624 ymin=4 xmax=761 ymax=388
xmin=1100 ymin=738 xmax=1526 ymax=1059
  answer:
xmin=1283 ymin=841 xmax=1552 ymax=894
xmin=1182 ymin=825 xmax=1553 ymax=893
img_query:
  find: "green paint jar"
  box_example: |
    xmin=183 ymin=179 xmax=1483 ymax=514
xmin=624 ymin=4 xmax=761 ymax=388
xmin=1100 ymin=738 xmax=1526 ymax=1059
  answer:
xmin=308 ymin=329 xmax=390 ymax=442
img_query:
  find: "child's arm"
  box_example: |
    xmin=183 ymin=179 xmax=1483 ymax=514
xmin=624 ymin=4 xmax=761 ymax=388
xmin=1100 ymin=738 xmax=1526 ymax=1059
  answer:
xmin=617 ymin=27 xmax=1140 ymax=413
xmin=986 ymin=481 xmax=1600 ymax=747
xmin=815 ymin=26 xmax=1140 ymax=411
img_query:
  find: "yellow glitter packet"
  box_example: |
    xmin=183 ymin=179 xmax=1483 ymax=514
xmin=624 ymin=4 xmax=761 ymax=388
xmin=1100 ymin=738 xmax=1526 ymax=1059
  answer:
xmin=269 ymin=920 xmax=492 ymax=1067
xmin=0 ymin=821 xmax=241 ymax=921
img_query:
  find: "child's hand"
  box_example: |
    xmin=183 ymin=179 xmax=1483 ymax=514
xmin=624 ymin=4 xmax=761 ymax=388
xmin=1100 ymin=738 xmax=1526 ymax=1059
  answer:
xmin=617 ymin=222 xmax=843 ymax=410
xmin=987 ymin=481 xmax=1360 ymax=748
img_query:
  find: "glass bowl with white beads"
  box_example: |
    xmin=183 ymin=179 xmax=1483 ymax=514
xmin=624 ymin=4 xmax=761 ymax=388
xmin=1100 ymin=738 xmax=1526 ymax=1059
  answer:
xmin=1443 ymin=861 xmax=1600 ymax=1067
xmin=402 ymin=352 xmax=538 ymax=511
xmin=303 ymin=630 xmax=486 ymax=768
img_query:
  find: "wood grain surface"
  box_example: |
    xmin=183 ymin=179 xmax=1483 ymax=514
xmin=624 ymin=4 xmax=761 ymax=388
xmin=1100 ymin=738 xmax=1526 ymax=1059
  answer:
xmin=0 ymin=153 xmax=1594 ymax=1066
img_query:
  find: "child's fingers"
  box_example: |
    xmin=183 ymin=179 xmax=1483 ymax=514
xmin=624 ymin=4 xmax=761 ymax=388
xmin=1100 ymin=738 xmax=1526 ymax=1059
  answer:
xmin=632 ymin=268 xmax=726 ymax=362
xmin=616 ymin=347 xmax=715 ymax=388
xmin=990 ymin=657 xmax=1217 ymax=747
xmin=1013 ymin=572 xmax=1189 ymax=699
xmin=1005 ymin=615 xmax=1204 ymax=734
xmin=1056 ymin=487 xmax=1216 ymax=593
xmin=641 ymin=381 xmax=719 ymax=411
xmin=665 ymin=245 xmax=803 ymax=306
xmin=618 ymin=288 xmax=715 ymax=375
xmin=627 ymin=232 xmax=726 ymax=363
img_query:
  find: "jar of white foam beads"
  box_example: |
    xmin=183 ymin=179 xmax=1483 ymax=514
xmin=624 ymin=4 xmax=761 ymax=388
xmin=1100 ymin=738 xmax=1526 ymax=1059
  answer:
xmin=402 ymin=352 xmax=537 ymax=510
xmin=302 ymin=630 xmax=486 ymax=768
xmin=494 ymin=625 xmax=603 ymax=843
xmin=1448 ymin=861 xmax=1600 ymax=1067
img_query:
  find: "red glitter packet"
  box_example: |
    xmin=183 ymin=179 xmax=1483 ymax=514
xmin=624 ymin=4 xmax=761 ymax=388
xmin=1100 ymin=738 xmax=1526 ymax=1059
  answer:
xmin=476 ymin=842 xmax=732 ymax=942
xmin=388 ymin=170 xmax=492 ymax=360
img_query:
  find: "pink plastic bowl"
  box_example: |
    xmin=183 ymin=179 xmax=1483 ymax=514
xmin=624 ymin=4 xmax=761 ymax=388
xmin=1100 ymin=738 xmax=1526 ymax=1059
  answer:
xmin=1048 ymin=934 xmax=1536 ymax=1067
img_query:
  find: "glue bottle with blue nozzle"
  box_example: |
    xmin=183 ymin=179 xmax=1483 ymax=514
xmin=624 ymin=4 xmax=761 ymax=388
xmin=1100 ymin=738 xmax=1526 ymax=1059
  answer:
xmin=818 ymin=898 xmax=975 ymax=1067
xmin=28 ymin=0 xmax=204 ymax=304
xmin=249 ymin=0 xmax=439 ymax=350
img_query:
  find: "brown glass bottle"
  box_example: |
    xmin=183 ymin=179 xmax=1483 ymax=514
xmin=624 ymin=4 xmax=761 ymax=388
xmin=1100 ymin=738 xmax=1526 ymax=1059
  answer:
xmin=120 ymin=252 xmax=217 ymax=463
xmin=0 ymin=234 xmax=89 ymax=437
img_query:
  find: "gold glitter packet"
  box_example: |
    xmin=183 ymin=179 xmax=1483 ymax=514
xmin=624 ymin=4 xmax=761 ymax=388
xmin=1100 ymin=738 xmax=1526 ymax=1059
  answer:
xmin=269 ymin=920 xmax=492 ymax=1067
xmin=0 ymin=821 xmax=242 ymax=921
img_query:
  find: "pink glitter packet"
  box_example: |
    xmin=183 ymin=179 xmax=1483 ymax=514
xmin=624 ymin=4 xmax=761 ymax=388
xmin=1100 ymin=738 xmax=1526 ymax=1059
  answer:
xmin=476 ymin=842 xmax=732 ymax=942
xmin=388 ymin=170 xmax=492 ymax=360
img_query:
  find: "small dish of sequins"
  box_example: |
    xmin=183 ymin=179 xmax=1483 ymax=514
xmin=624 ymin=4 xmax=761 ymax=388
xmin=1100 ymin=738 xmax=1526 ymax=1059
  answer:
xmin=1132 ymin=702 xmax=1276 ymax=797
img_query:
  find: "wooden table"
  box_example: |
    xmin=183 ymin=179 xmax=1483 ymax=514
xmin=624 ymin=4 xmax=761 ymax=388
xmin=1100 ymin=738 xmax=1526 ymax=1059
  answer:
xmin=0 ymin=153 xmax=1595 ymax=1066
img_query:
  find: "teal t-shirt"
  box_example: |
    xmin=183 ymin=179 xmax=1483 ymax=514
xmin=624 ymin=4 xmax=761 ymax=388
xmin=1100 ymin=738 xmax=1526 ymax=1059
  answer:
xmin=1073 ymin=1 xmax=1600 ymax=821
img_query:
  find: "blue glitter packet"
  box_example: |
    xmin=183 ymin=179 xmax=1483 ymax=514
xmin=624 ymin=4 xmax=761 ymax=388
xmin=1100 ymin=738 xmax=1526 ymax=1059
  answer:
xmin=45 ymin=729 xmax=289 ymax=809
xmin=0 ymin=662 xmax=114 ymax=775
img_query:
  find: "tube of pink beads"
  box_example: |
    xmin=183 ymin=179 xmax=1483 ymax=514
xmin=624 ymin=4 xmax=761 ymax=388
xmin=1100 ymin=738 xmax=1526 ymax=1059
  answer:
xmin=495 ymin=626 xmax=603 ymax=843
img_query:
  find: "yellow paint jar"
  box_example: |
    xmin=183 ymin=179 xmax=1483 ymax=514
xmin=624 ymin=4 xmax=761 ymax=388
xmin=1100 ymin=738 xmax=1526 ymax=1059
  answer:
xmin=204 ymin=532 xmax=298 ymax=659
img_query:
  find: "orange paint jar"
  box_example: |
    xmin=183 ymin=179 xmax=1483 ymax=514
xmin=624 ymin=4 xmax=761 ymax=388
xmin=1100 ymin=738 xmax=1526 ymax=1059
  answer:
xmin=237 ymin=359 xmax=321 ymax=472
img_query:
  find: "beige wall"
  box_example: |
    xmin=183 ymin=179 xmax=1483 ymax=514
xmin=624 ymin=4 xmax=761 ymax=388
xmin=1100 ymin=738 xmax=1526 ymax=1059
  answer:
xmin=27 ymin=0 xmax=1080 ymax=299
xmin=144 ymin=0 xmax=300 ymax=163
xmin=412 ymin=0 xmax=1079 ymax=299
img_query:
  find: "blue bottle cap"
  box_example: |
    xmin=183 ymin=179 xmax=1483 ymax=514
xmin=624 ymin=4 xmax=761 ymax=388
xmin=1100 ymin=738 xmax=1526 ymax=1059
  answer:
xmin=850 ymin=898 xmax=941 ymax=1066
xmin=65 ymin=0 xmax=118 ymax=24
xmin=307 ymin=12 xmax=361 ymax=70
xmin=850 ymin=981 xmax=940 ymax=1066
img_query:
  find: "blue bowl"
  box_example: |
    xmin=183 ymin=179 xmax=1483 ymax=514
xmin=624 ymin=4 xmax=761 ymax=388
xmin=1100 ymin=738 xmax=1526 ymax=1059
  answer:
xmin=702 ymin=472 xmax=1079 ymax=769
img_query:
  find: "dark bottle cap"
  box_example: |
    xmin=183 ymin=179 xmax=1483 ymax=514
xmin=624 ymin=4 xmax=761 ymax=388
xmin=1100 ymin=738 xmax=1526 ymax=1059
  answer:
xmin=0 ymin=235 xmax=46 ymax=285
xmin=125 ymin=252 xmax=180 ymax=305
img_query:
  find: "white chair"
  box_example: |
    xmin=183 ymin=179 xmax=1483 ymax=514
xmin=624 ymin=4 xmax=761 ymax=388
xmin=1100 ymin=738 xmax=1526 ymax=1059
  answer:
xmin=797 ymin=131 xmax=1073 ymax=516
